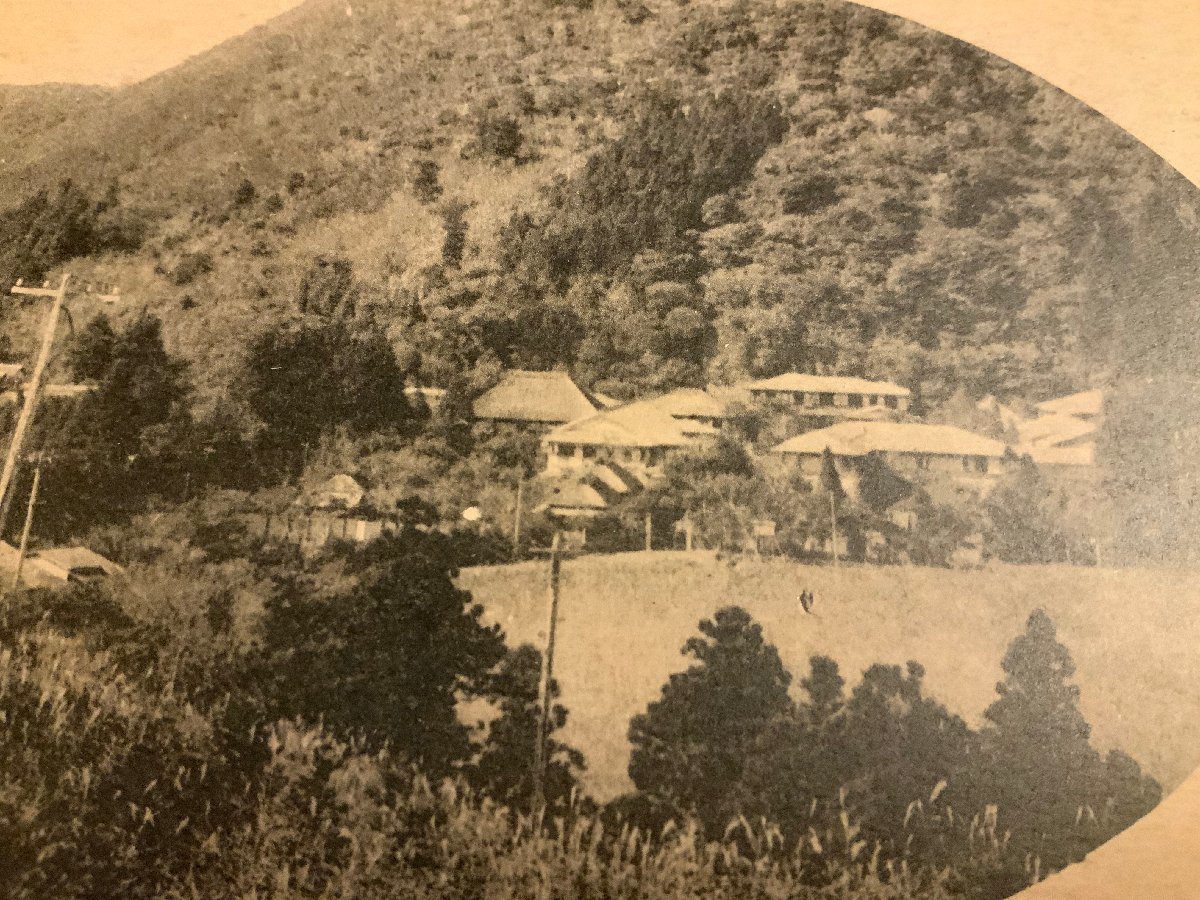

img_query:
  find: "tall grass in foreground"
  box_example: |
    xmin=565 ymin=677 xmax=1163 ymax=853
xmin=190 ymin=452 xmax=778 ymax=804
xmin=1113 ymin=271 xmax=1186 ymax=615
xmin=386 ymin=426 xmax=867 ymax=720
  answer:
xmin=0 ymin=609 xmax=1056 ymax=897
xmin=206 ymin=739 xmax=1014 ymax=900
xmin=0 ymin=614 xmax=1024 ymax=899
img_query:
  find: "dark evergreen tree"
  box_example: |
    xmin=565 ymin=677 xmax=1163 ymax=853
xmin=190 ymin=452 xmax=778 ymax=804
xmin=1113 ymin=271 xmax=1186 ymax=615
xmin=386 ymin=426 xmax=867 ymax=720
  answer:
xmin=818 ymin=447 xmax=845 ymax=501
xmin=736 ymin=656 xmax=976 ymax=858
xmin=838 ymin=661 xmax=977 ymax=848
xmin=440 ymin=200 xmax=471 ymax=269
xmin=241 ymin=317 xmax=418 ymax=478
xmin=974 ymin=609 xmax=1106 ymax=868
xmin=257 ymin=532 xmax=507 ymax=772
xmin=232 ymin=178 xmax=257 ymax=207
xmin=410 ymin=158 xmax=443 ymax=205
xmin=983 ymin=458 xmax=1090 ymax=564
xmin=627 ymin=606 xmax=792 ymax=835
xmin=477 ymin=113 xmax=524 ymax=162
xmin=25 ymin=313 xmax=191 ymax=540
xmin=801 ymin=654 xmax=845 ymax=729
xmin=471 ymin=643 xmax=586 ymax=813
xmin=67 ymin=313 xmax=118 ymax=382
xmin=733 ymin=655 xmax=848 ymax=839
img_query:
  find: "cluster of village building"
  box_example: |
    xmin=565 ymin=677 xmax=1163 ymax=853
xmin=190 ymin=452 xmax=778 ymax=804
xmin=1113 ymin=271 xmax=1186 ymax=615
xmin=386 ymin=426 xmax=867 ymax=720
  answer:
xmin=464 ymin=369 xmax=1100 ymax=524
xmin=0 ymin=363 xmax=1102 ymax=578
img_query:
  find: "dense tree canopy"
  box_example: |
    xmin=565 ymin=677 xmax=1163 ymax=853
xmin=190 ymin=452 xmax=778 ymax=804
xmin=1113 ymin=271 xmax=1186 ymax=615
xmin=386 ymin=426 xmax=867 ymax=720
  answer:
xmin=16 ymin=313 xmax=191 ymax=541
xmin=0 ymin=179 xmax=143 ymax=290
xmin=241 ymin=316 xmax=419 ymax=475
xmin=628 ymin=605 xmax=792 ymax=833
xmin=628 ymin=606 xmax=1160 ymax=886
xmin=258 ymin=533 xmax=508 ymax=771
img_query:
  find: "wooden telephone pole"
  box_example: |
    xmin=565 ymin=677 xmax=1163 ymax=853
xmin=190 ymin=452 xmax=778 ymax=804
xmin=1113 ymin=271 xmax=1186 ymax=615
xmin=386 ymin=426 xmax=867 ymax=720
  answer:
xmin=512 ymin=478 xmax=523 ymax=558
xmin=829 ymin=491 xmax=839 ymax=568
xmin=531 ymin=530 xmax=563 ymax=813
xmin=0 ymin=275 xmax=70 ymax=536
xmin=0 ymin=275 xmax=120 ymax=543
xmin=11 ymin=454 xmax=42 ymax=591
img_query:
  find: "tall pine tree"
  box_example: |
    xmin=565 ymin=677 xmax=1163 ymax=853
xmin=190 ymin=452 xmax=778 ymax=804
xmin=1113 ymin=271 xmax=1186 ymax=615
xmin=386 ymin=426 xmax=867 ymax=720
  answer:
xmin=627 ymin=606 xmax=792 ymax=834
xmin=976 ymin=609 xmax=1101 ymax=868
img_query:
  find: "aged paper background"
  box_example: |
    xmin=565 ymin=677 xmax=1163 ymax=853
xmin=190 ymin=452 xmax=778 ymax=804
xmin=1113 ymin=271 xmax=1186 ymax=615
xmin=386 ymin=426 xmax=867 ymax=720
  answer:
xmin=2 ymin=0 xmax=1197 ymax=895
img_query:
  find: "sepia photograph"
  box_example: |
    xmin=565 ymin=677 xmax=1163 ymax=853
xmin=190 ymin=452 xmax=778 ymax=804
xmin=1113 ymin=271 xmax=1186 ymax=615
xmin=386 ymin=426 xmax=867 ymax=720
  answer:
xmin=0 ymin=0 xmax=1198 ymax=896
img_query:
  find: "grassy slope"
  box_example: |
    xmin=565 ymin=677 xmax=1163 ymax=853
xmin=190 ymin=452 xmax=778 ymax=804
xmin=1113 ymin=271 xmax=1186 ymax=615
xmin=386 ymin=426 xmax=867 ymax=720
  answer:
xmin=460 ymin=552 xmax=1200 ymax=801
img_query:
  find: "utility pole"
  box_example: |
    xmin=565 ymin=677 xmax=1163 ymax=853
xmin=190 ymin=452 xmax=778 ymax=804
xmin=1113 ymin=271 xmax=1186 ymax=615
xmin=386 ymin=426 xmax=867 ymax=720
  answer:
xmin=11 ymin=453 xmax=42 ymax=591
xmin=531 ymin=530 xmax=563 ymax=813
xmin=0 ymin=275 xmax=120 ymax=539
xmin=829 ymin=491 xmax=840 ymax=568
xmin=0 ymin=275 xmax=70 ymax=536
xmin=512 ymin=477 xmax=523 ymax=558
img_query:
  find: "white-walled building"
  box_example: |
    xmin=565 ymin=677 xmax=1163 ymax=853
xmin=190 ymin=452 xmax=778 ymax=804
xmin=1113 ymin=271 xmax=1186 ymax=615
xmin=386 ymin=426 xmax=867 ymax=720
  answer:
xmin=746 ymin=373 xmax=912 ymax=418
xmin=772 ymin=421 xmax=1008 ymax=499
xmin=542 ymin=388 xmax=725 ymax=478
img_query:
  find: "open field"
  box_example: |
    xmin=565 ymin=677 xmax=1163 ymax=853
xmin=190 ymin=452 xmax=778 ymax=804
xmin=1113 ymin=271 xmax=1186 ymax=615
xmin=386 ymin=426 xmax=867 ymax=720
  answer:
xmin=459 ymin=552 xmax=1200 ymax=802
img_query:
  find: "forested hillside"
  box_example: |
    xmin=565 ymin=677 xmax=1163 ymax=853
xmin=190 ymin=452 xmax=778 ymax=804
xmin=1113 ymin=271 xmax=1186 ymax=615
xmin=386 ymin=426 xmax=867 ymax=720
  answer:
xmin=1 ymin=0 xmax=1198 ymax=561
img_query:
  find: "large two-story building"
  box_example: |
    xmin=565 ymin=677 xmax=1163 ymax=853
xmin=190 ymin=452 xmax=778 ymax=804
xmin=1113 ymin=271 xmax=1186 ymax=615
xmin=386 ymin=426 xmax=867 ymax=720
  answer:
xmin=746 ymin=373 xmax=912 ymax=419
xmin=542 ymin=388 xmax=726 ymax=477
xmin=772 ymin=421 xmax=1009 ymax=499
xmin=538 ymin=388 xmax=729 ymax=517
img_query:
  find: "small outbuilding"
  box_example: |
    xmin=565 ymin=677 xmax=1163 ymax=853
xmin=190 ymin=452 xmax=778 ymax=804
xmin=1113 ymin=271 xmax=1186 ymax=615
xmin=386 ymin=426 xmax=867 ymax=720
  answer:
xmin=307 ymin=474 xmax=366 ymax=511
xmin=28 ymin=546 xmax=124 ymax=585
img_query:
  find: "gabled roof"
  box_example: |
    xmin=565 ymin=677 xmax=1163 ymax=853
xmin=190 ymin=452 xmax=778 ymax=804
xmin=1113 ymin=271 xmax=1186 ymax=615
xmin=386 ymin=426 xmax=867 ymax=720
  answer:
xmin=539 ymin=475 xmax=610 ymax=511
xmin=544 ymin=393 xmax=719 ymax=448
xmin=1036 ymin=389 xmax=1103 ymax=419
xmin=1016 ymin=414 xmax=1097 ymax=449
xmin=473 ymin=370 xmax=602 ymax=424
xmin=31 ymin=546 xmax=123 ymax=577
xmin=746 ymin=373 xmax=911 ymax=397
xmin=647 ymin=387 xmax=729 ymax=420
xmin=773 ymin=421 xmax=1007 ymax=459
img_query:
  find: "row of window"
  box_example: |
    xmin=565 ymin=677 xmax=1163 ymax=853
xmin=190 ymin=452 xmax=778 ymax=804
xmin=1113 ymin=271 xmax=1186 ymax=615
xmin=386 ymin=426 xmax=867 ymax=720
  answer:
xmin=846 ymin=393 xmax=901 ymax=410
xmin=774 ymin=391 xmax=903 ymax=410
xmin=909 ymin=454 xmax=990 ymax=473
xmin=551 ymin=443 xmax=666 ymax=466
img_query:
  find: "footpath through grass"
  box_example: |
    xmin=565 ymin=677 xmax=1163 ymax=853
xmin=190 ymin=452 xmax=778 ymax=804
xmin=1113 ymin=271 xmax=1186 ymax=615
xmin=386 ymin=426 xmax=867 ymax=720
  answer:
xmin=460 ymin=552 xmax=1200 ymax=801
